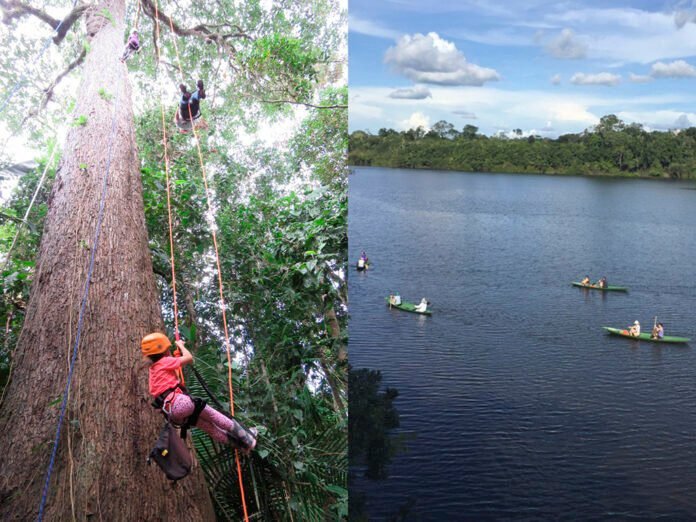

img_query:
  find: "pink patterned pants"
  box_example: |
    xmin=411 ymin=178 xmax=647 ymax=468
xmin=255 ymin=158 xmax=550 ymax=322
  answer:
xmin=169 ymin=393 xmax=254 ymax=448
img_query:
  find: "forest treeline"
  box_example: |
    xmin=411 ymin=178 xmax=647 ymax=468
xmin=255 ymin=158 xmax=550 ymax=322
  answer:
xmin=349 ymin=115 xmax=696 ymax=178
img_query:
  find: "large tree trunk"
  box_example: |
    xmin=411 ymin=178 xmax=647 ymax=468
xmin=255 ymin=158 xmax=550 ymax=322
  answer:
xmin=0 ymin=1 xmax=216 ymax=519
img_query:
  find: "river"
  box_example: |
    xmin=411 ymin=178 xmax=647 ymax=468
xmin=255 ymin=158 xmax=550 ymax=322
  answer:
xmin=348 ymin=167 xmax=696 ymax=520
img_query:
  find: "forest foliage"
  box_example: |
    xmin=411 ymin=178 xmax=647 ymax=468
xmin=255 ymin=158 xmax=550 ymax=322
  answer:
xmin=349 ymin=115 xmax=696 ymax=178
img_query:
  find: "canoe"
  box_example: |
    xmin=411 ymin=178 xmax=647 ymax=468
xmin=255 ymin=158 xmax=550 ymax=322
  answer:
xmin=385 ymin=297 xmax=432 ymax=316
xmin=603 ymin=327 xmax=690 ymax=344
xmin=572 ymin=282 xmax=628 ymax=292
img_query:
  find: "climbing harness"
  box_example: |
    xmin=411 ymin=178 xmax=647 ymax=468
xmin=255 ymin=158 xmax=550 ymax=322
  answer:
xmin=151 ymin=384 xmax=206 ymax=439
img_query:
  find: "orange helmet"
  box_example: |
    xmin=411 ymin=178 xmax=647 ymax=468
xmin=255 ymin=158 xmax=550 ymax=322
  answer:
xmin=141 ymin=332 xmax=171 ymax=356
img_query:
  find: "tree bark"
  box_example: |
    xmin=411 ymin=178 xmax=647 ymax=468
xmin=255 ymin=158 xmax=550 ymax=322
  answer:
xmin=0 ymin=1 xmax=216 ymax=519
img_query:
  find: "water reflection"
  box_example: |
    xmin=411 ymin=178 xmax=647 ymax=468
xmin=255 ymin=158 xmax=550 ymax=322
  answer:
xmin=349 ymin=367 xmax=414 ymax=520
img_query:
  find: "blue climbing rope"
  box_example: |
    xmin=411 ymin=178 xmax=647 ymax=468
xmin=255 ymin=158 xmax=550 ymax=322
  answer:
xmin=36 ymin=75 xmax=123 ymax=522
xmin=0 ymin=0 xmax=80 ymax=114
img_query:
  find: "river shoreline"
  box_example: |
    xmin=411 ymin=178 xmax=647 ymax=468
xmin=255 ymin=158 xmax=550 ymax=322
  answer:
xmin=348 ymin=163 xmax=696 ymax=181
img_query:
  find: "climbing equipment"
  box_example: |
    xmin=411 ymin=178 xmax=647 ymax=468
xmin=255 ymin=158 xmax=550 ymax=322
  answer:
xmin=0 ymin=143 xmax=58 ymax=277
xmin=141 ymin=332 xmax=172 ymax=356
xmin=152 ymin=2 xmax=250 ymax=517
xmin=147 ymin=421 xmax=192 ymax=482
xmin=37 ymin=61 xmax=124 ymax=522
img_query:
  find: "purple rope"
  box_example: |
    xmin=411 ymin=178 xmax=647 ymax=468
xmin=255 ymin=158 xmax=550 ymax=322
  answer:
xmin=36 ymin=74 xmax=122 ymax=521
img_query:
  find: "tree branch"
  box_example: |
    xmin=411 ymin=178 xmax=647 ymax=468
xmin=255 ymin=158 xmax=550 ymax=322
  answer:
xmin=259 ymin=99 xmax=347 ymax=110
xmin=139 ymin=0 xmax=253 ymax=59
xmin=42 ymin=48 xmax=86 ymax=105
xmin=0 ymin=1 xmax=88 ymax=45
xmin=20 ymin=49 xmax=86 ymax=127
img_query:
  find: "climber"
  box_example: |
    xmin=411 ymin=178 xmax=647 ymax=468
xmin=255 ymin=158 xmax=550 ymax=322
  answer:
xmin=120 ymin=30 xmax=140 ymax=62
xmin=174 ymin=80 xmax=206 ymax=133
xmin=142 ymin=332 xmax=257 ymax=453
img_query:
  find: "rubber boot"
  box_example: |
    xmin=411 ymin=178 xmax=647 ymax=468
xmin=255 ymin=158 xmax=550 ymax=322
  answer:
xmin=227 ymin=425 xmax=257 ymax=454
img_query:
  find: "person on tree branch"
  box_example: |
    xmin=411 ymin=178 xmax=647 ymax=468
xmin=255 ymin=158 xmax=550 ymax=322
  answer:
xmin=141 ymin=332 xmax=257 ymax=453
xmin=174 ymin=80 xmax=206 ymax=133
xmin=120 ymin=30 xmax=140 ymax=62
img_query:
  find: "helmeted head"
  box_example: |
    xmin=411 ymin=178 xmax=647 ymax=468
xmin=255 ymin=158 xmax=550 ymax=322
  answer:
xmin=141 ymin=332 xmax=171 ymax=357
xmin=132 ymin=29 xmax=138 ymax=34
xmin=634 ymin=320 xmax=640 ymax=325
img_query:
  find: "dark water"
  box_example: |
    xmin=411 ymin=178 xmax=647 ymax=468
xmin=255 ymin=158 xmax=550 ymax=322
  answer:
xmin=348 ymin=167 xmax=696 ymax=521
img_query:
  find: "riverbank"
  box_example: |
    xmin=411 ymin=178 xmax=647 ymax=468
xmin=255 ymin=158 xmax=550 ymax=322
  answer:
xmin=348 ymin=161 xmax=692 ymax=180
xmin=349 ymin=115 xmax=696 ymax=180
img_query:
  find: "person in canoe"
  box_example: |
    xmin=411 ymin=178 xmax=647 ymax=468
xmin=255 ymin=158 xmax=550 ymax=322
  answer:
xmin=627 ymin=320 xmax=640 ymax=337
xmin=388 ymin=293 xmax=401 ymax=306
xmin=414 ymin=297 xmax=428 ymax=313
xmin=580 ymin=275 xmax=591 ymax=285
xmin=651 ymin=322 xmax=664 ymax=340
xmin=357 ymin=252 xmax=368 ymax=270
xmin=596 ymin=277 xmax=607 ymax=289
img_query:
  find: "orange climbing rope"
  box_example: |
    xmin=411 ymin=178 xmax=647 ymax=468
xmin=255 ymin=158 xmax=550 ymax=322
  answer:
xmin=151 ymin=0 xmax=183 ymax=385
xmin=133 ymin=0 xmax=142 ymax=32
xmin=153 ymin=2 xmax=249 ymax=519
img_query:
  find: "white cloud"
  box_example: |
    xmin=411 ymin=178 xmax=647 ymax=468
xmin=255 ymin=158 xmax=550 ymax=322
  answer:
xmin=545 ymin=28 xmax=587 ymax=59
xmin=388 ymin=86 xmax=432 ymax=99
xmin=674 ymin=114 xmax=693 ymax=128
xmin=400 ymin=111 xmax=430 ymax=131
xmin=570 ymin=72 xmax=621 ymax=86
xmin=650 ymin=59 xmax=696 ymax=78
xmin=350 ymin=85 xmax=696 ymax=135
xmin=349 ymin=15 xmax=400 ymax=40
xmin=550 ymin=74 xmax=561 ymax=85
xmin=675 ymin=8 xmax=696 ymax=28
xmin=629 ymin=73 xmax=653 ymax=83
xmin=547 ymin=8 xmax=696 ymax=63
xmin=453 ymin=110 xmax=477 ymax=119
xmin=616 ymin=109 xmax=696 ymax=130
xmin=384 ymin=32 xmax=500 ymax=86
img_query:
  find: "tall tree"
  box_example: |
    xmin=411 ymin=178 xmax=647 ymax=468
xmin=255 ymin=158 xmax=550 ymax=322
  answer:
xmin=0 ymin=1 xmax=216 ymax=519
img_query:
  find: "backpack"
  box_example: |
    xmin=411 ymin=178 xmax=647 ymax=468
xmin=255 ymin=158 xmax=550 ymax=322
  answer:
xmin=147 ymin=421 xmax=192 ymax=482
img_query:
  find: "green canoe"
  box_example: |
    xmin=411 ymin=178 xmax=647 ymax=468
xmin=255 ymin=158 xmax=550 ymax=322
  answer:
xmin=572 ymin=282 xmax=628 ymax=292
xmin=603 ymin=327 xmax=690 ymax=344
xmin=385 ymin=297 xmax=432 ymax=315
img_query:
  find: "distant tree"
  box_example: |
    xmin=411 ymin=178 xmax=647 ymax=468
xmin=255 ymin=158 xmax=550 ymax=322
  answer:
xmin=348 ymin=114 xmax=696 ymax=179
xmin=461 ymin=124 xmax=479 ymax=139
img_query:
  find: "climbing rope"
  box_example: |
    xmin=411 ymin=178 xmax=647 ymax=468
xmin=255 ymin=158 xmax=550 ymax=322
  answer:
xmin=0 ymin=0 xmax=81 ymax=114
xmin=36 ymin=72 xmax=123 ymax=522
xmin=134 ymin=0 xmax=142 ymax=32
xmin=0 ymin=142 xmax=58 ymax=277
xmin=151 ymin=0 xmax=184 ymax=385
xmin=155 ymin=4 xmax=250 ymax=519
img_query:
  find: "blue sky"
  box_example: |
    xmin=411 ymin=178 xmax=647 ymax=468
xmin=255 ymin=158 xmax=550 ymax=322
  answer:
xmin=349 ymin=0 xmax=696 ymax=137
